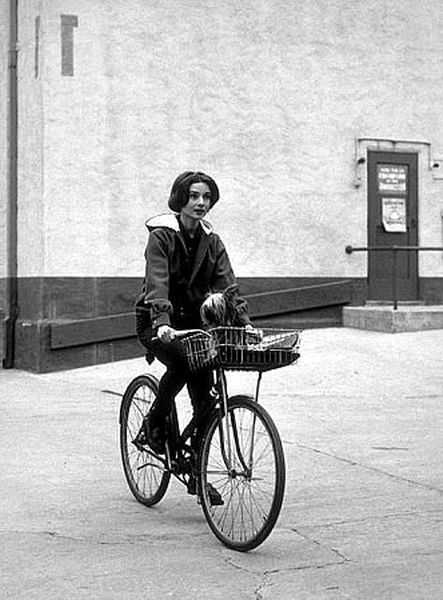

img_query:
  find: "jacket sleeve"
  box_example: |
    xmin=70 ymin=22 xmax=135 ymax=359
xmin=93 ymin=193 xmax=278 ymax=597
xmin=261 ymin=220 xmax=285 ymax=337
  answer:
xmin=211 ymin=236 xmax=251 ymax=326
xmin=143 ymin=229 xmax=173 ymax=329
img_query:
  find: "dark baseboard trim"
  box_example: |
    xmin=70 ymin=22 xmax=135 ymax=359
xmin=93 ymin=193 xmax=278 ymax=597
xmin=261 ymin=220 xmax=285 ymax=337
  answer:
xmin=47 ymin=279 xmax=356 ymax=350
xmin=247 ymin=280 xmax=354 ymax=317
xmin=50 ymin=313 xmax=135 ymax=349
xmin=5 ymin=275 xmax=442 ymax=372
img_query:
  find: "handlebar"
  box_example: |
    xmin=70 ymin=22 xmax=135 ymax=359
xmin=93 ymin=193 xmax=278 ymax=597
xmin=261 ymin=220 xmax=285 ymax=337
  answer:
xmin=151 ymin=328 xmax=209 ymax=344
xmin=153 ymin=326 xmax=263 ymax=344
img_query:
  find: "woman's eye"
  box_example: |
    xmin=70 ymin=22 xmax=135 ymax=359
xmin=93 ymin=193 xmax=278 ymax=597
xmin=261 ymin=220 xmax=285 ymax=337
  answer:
xmin=189 ymin=191 xmax=211 ymax=202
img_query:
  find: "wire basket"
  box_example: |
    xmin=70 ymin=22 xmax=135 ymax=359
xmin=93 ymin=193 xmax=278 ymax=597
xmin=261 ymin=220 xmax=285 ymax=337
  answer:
xmin=181 ymin=327 xmax=301 ymax=373
xmin=180 ymin=331 xmax=218 ymax=372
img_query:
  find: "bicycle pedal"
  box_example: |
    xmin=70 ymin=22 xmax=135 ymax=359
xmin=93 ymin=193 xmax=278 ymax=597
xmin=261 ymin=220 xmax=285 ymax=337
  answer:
xmin=187 ymin=476 xmax=198 ymax=496
xmin=198 ymin=483 xmax=224 ymax=507
xmin=131 ymin=439 xmax=145 ymax=452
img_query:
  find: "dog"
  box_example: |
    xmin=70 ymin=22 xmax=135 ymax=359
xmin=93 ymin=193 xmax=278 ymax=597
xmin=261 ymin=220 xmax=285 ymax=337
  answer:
xmin=200 ymin=284 xmax=264 ymax=356
xmin=200 ymin=284 xmax=241 ymax=328
xmin=200 ymin=284 xmax=244 ymax=329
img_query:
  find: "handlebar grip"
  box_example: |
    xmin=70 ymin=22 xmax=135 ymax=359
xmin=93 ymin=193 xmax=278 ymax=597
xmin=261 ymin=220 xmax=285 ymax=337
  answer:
xmin=152 ymin=328 xmax=208 ymax=343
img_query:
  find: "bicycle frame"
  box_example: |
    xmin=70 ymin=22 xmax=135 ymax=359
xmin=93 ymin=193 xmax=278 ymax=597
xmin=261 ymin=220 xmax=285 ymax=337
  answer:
xmin=135 ymin=365 xmax=264 ymax=488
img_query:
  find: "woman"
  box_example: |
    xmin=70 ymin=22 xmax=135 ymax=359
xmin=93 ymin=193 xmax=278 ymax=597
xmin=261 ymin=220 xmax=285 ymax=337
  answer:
xmin=136 ymin=171 xmax=252 ymax=496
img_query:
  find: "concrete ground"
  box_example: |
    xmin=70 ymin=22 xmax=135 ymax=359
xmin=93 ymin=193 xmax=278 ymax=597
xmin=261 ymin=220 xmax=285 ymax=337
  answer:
xmin=1 ymin=327 xmax=442 ymax=599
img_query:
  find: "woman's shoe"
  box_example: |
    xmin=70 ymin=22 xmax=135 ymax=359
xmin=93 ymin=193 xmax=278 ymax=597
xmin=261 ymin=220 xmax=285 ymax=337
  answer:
xmin=206 ymin=483 xmax=224 ymax=506
xmin=146 ymin=414 xmax=166 ymax=455
xmin=133 ymin=414 xmax=165 ymax=455
xmin=187 ymin=474 xmax=198 ymax=495
xmin=187 ymin=477 xmax=223 ymax=506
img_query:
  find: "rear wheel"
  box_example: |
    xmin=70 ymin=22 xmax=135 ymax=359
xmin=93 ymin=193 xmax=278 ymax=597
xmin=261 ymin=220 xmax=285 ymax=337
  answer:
xmin=199 ymin=396 xmax=286 ymax=551
xmin=120 ymin=374 xmax=173 ymax=506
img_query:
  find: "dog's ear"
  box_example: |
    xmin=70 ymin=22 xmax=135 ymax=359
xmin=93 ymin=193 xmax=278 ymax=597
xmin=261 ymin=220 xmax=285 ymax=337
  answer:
xmin=222 ymin=284 xmax=239 ymax=303
xmin=221 ymin=284 xmax=239 ymax=325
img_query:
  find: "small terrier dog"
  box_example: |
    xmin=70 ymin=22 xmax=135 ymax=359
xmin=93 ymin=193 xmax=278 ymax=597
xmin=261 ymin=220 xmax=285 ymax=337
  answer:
xmin=200 ymin=284 xmax=247 ymax=328
xmin=200 ymin=284 xmax=263 ymax=348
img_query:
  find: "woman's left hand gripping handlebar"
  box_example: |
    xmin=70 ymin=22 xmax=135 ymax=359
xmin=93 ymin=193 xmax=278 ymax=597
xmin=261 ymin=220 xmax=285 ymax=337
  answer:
xmin=156 ymin=325 xmax=178 ymax=343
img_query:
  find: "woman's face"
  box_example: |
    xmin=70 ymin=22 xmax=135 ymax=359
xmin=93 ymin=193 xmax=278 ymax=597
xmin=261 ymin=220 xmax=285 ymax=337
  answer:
xmin=180 ymin=182 xmax=212 ymax=221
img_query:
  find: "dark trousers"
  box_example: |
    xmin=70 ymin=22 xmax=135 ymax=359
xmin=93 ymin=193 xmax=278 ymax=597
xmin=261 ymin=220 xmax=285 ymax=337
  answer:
xmin=148 ymin=338 xmax=214 ymax=446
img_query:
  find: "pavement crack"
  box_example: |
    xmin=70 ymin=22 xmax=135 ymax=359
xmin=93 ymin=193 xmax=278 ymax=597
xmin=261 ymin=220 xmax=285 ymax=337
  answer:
xmin=296 ymin=443 xmax=443 ymax=494
xmin=412 ymin=549 xmax=443 ymax=556
xmin=223 ymin=556 xmax=256 ymax=575
xmin=254 ymin=572 xmax=272 ymax=600
xmin=44 ymin=531 xmax=130 ymax=545
xmin=291 ymin=527 xmax=351 ymax=563
xmin=1 ymin=529 xmax=141 ymax=546
xmin=1 ymin=529 xmax=93 ymax=543
xmin=294 ymin=508 xmax=443 ymax=530
xmin=279 ymin=560 xmax=349 ymax=573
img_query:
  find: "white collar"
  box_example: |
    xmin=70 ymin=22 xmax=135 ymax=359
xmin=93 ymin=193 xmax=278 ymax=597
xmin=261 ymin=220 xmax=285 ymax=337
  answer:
xmin=145 ymin=213 xmax=213 ymax=235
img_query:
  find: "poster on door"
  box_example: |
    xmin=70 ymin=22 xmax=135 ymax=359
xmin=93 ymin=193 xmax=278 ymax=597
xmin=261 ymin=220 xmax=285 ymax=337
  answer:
xmin=378 ymin=165 xmax=408 ymax=192
xmin=382 ymin=197 xmax=407 ymax=232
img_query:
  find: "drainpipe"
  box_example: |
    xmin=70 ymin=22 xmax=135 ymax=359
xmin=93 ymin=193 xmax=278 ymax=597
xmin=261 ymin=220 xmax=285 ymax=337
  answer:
xmin=3 ymin=0 xmax=18 ymax=368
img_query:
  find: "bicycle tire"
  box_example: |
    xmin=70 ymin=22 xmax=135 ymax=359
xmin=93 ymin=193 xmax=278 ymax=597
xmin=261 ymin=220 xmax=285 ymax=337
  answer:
xmin=120 ymin=374 xmax=175 ymax=506
xmin=199 ymin=395 xmax=286 ymax=551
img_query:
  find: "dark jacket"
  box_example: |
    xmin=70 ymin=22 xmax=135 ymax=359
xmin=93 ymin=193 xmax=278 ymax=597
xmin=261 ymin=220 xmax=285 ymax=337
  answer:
xmin=136 ymin=214 xmax=250 ymax=346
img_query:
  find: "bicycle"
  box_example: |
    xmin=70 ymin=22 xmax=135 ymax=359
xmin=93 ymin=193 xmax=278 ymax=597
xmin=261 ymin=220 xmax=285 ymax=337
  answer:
xmin=119 ymin=326 xmax=301 ymax=552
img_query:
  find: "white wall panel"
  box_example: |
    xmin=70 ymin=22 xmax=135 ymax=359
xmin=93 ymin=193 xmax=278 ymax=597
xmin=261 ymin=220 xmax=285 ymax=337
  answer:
xmin=14 ymin=0 xmax=443 ymax=278
xmin=0 ymin=1 xmax=10 ymax=281
xmin=17 ymin=0 xmax=45 ymax=277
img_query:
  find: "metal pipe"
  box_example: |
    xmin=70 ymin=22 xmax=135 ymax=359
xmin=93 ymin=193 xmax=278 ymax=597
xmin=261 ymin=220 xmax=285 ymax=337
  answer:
xmin=346 ymin=245 xmax=443 ymax=253
xmin=3 ymin=0 xmax=19 ymax=368
xmin=392 ymin=248 xmax=398 ymax=310
xmin=345 ymin=245 xmax=443 ymax=310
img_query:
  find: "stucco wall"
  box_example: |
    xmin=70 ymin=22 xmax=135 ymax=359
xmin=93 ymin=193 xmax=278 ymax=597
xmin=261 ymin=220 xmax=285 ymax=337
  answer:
xmin=0 ymin=1 xmax=11 ymax=363
xmin=17 ymin=0 xmax=45 ymax=278
xmin=0 ymin=1 xmax=9 ymax=286
xmin=16 ymin=0 xmax=443 ymax=282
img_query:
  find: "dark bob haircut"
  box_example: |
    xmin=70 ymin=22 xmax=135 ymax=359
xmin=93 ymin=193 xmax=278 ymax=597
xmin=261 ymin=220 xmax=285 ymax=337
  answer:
xmin=168 ymin=171 xmax=220 ymax=213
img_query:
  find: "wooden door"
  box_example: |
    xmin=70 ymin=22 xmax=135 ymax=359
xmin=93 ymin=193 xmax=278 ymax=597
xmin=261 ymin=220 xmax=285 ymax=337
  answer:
xmin=367 ymin=151 xmax=418 ymax=301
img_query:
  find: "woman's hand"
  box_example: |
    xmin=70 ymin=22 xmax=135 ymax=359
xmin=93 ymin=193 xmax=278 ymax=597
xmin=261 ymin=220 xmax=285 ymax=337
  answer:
xmin=157 ymin=325 xmax=178 ymax=343
xmin=244 ymin=323 xmax=263 ymax=342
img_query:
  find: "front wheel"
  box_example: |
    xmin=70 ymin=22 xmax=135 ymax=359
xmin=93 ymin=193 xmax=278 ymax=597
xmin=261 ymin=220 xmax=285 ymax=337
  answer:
xmin=120 ymin=374 xmax=172 ymax=506
xmin=199 ymin=396 xmax=286 ymax=551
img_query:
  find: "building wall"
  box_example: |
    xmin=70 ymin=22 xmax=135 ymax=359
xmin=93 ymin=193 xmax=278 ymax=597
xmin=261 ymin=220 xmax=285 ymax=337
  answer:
xmin=17 ymin=0 xmax=45 ymax=280
xmin=3 ymin=0 xmax=443 ymax=370
xmin=0 ymin=1 xmax=11 ymax=362
xmin=0 ymin=0 xmax=8 ymax=279
xmin=25 ymin=0 xmax=443 ymax=280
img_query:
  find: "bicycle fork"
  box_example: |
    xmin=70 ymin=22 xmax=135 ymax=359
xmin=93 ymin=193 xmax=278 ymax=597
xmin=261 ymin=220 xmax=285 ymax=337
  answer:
xmin=215 ymin=369 xmax=262 ymax=478
xmin=215 ymin=369 xmax=233 ymax=472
